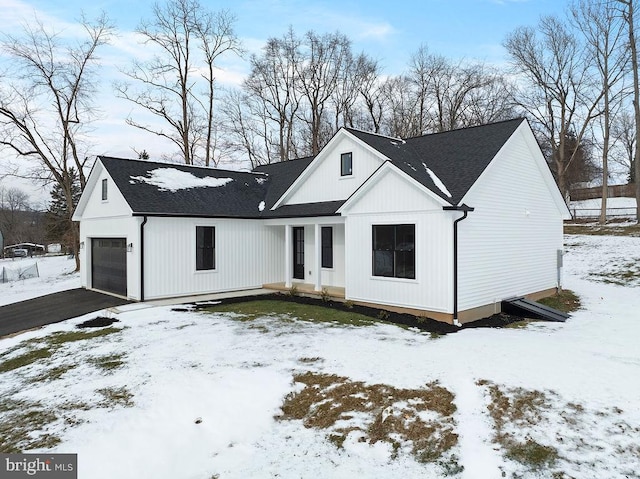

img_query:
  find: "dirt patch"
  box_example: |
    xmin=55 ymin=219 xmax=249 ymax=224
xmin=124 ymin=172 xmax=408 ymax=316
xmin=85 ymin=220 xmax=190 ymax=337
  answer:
xmin=277 ymin=371 xmax=460 ymax=470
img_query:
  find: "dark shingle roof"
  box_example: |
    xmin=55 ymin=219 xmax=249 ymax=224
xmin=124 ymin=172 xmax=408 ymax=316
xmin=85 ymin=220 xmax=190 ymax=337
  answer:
xmin=100 ymin=157 xmax=269 ymax=217
xmin=346 ymin=118 xmax=525 ymax=204
xmin=98 ymin=119 xmax=523 ymax=218
xmin=253 ymin=157 xmax=314 ymax=209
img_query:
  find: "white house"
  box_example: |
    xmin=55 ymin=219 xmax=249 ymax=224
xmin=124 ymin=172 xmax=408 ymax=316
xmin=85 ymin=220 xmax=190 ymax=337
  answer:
xmin=73 ymin=118 xmax=571 ymax=324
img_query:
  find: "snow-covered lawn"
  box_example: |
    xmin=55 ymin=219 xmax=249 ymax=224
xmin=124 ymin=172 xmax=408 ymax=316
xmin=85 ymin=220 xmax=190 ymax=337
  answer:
xmin=0 ymin=255 xmax=79 ymax=306
xmin=1 ymin=234 xmax=639 ymax=478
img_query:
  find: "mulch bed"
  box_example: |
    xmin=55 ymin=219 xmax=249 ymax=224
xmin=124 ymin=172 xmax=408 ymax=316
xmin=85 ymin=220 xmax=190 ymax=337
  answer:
xmin=181 ymin=293 xmax=528 ymax=335
xmin=76 ymin=317 xmax=120 ymax=328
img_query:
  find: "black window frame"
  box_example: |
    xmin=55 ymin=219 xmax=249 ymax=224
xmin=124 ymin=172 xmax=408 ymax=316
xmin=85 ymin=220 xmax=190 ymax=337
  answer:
xmin=321 ymin=226 xmax=333 ymax=269
xmin=372 ymin=224 xmax=415 ymax=279
xmin=196 ymin=226 xmax=216 ymax=271
xmin=101 ymin=179 xmax=108 ymax=201
xmin=341 ymin=152 xmax=352 ymax=176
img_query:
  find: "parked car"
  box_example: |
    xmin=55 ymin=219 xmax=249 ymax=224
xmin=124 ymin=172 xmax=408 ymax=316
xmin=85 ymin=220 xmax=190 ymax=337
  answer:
xmin=12 ymin=248 xmax=28 ymax=257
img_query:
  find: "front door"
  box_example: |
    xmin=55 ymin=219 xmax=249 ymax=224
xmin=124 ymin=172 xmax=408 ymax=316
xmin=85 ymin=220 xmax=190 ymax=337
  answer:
xmin=293 ymin=227 xmax=305 ymax=280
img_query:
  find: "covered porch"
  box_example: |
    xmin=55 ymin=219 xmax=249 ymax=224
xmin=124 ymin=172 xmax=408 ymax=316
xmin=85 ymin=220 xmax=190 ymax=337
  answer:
xmin=264 ymin=216 xmax=346 ymax=293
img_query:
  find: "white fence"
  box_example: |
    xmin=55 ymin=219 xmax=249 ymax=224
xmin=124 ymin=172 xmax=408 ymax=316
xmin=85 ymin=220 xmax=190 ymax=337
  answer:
xmin=0 ymin=263 xmax=39 ymax=283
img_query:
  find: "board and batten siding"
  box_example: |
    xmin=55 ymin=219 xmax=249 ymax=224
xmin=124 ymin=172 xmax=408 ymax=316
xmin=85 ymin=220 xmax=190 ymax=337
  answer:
xmin=284 ymin=134 xmax=384 ymax=205
xmin=142 ymin=217 xmax=283 ymax=300
xmin=457 ymin=126 xmax=565 ymax=312
xmin=343 ymin=169 xmax=453 ymax=313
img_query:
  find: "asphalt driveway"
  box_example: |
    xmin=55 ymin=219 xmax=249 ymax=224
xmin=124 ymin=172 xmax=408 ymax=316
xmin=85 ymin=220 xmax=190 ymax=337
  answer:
xmin=0 ymin=288 xmax=131 ymax=337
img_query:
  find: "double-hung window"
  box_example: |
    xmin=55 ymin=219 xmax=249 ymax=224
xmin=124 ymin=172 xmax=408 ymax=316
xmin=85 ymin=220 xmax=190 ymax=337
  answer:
xmin=196 ymin=226 xmax=216 ymax=271
xmin=372 ymin=224 xmax=415 ymax=279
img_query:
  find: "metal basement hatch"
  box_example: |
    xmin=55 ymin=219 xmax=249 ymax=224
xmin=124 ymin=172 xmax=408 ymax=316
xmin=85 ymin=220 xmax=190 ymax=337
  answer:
xmin=91 ymin=238 xmax=127 ymax=297
xmin=501 ymin=297 xmax=569 ymax=322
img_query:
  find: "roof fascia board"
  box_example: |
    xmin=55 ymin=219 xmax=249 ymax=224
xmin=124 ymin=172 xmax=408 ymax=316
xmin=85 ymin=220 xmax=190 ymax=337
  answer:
xmin=271 ymin=128 xmax=388 ymax=210
xmin=337 ymin=161 xmax=450 ymax=214
xmin=72 ymin=158 xmax=103 ymax=220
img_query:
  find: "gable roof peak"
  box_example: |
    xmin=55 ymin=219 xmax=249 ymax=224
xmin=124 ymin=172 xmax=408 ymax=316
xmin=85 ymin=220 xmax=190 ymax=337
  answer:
xmin=343 ymin=127 xmax=405 ymax=143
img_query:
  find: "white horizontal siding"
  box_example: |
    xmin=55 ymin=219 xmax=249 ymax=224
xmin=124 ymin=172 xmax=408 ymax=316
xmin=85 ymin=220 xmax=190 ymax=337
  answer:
xmin=458 ymin=127 xmax=564 ymax=311
xmin=143 ymin=218 xmax=283 ymax=300
xmin=284 ymin=136 xmax=384 ymax=205
xmin=343 ymin=169 xmax=453 ymax=312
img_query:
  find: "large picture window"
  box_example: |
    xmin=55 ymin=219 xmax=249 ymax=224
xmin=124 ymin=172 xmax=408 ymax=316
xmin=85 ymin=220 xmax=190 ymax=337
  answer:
xmin=321 ymin=226 xmax=333 ymax=268
xmin=341 ymin=152 xmax=352 ymax=176
xmin=196 ymin=226 xmax=215 ymax=271
xmin=372 ymin=224 xmax=415 ymax=279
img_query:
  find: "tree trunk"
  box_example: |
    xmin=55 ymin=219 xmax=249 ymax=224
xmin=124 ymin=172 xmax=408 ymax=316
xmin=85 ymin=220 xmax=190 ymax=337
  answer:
xmin=627 ymin=0 xmax=640 ymax=223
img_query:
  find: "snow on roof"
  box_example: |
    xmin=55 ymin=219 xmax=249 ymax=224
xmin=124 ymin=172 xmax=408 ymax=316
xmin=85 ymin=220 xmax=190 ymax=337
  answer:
xmin=129 ymin=168 xmax=233 ymax=192
xmin=422 ymin=163 xmax=452 ymax=198
xmin=258 ymin=201 xmax=266 ymax=212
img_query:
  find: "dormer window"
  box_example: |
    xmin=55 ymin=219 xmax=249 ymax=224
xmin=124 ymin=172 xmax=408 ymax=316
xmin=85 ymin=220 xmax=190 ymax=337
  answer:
xmin=102 ymin=179 xmax=108 ymax=201
xmin=341 ymin=152 xmax=352 ymax=176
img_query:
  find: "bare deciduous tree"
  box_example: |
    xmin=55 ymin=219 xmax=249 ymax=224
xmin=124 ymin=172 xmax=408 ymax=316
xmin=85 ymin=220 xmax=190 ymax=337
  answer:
xmin=617 ymin=0 xmax=640 ymax=221
xmin=0 ymin=13 xmax=113 ymax=270
xmin=115 ymin=0 xmax=241 ymax=165
xmin=572 ymin=0 xmax=629 ymax=224
xmin=504 ymin=15 xmax=605 ymax=200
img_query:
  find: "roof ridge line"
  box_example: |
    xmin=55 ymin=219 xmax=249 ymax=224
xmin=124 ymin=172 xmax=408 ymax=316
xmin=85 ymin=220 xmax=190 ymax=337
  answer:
xmin=344 ymin=127 xmax=404 ymax=143
xmin=99 ymin=156 xmax=260 ymax=176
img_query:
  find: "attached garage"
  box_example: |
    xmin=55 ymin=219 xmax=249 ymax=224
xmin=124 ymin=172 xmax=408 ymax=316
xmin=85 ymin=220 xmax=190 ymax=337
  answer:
xmin=91 ymin=238 xmax=127 ymax=297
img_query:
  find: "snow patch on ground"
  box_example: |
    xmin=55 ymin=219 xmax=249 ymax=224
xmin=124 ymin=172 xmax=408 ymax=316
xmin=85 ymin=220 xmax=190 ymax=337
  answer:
xmin=130 ymin=168 xmax=233 ymax=192
xmin=0 ymin=255 xmax=79 ymax=306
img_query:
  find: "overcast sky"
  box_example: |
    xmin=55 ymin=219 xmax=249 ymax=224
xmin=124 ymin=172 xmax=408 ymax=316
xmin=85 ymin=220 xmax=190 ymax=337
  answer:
xmin=1 ymin=0 xmax=569 ymax=205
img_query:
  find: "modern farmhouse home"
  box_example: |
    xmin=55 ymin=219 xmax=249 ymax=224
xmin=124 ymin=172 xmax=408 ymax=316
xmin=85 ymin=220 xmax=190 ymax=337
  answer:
xmin=73 ymin=118 xmax=571 ymax=324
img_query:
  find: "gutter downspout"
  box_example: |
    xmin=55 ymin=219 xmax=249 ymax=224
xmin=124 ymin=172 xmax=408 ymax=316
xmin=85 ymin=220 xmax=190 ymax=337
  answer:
xmin=140 ymin=216 xmax=148 ymax=302
xmin=443 ymin=204 xmax=474 ymax=327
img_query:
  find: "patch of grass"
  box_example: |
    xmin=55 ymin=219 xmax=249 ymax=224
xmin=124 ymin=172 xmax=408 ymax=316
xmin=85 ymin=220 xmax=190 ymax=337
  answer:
xmin=587 ymin=260 xmax=640 ymax=286
xmin=505 ymin=439 xmax=559 ymax=469
xmin=0 ymin=398 xmax=60 ymax=453
xmin=29 ymin=363 xmax=77 ymax=383
xmin=479 ymin=380 xmax=559 ymax=470
xmin=45 ymin=328 xmax=120 ymax=347
xmin=564 ymin=223 xmax=640 ymax=237
xmin=538 ymin=289 xmax=581 ymax=313
xmin=277 ymin=371 xmax=458 ymax=464
xmin=206 ymin=300 xmax=377 ymax=327
xmin=0 ymin=348 xmax=52 ymax=373
xmin=96 ymin=386 xmax=134 ymax=408
xmin=88 ymin=353 xmax=126 ymax=373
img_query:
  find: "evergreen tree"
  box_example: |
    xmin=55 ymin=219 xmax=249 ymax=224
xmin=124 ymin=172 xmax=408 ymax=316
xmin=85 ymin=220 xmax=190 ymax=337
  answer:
xmin=45 ymin=168 xmax=81 ymax=250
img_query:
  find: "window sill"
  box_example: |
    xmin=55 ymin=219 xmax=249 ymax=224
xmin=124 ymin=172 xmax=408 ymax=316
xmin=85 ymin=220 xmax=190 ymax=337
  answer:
xmin=338 ymin=175 xmax=354 ymax=180
xmin=370 ymin=275 xmax=417 ymax=284
xmin=195 ymin=269 xmax=218 ymax=274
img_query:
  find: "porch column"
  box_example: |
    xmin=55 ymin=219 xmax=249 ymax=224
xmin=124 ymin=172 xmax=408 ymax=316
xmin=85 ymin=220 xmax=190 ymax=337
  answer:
xmin=314 ymin=223 xmax=322 ymax=291
xmin=285 ymin=225 xmax=292 ymax=288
